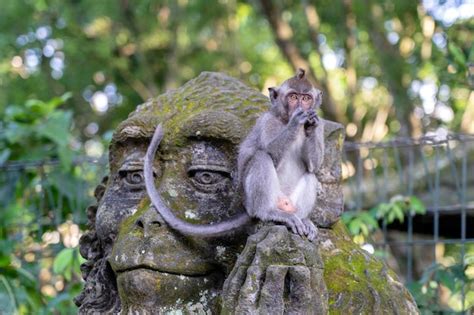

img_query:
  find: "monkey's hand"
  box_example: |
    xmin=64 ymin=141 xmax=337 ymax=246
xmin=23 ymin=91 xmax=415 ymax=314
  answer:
xmin=289 ymin=107 xmax=309 ymax=128
xmin=304 ymin=110 xmax=319 ymax=134
xmin=222 ymin=225 xmax=328 ymax=314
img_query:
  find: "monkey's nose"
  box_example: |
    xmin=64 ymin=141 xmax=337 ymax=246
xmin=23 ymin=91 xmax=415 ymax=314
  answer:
xmin=134 ymin=206 xmax=165 ymax=237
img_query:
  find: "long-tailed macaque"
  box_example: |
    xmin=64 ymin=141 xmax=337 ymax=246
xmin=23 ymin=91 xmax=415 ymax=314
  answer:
xmin=144 ymin=69 xmax=324 ymax=240
xmin=238 ymin=69 xmax=324 ymax=240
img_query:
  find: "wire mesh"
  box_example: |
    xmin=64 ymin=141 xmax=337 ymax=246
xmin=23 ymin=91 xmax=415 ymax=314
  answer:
xmin=343 ymin=133 xmax=474 ymax=313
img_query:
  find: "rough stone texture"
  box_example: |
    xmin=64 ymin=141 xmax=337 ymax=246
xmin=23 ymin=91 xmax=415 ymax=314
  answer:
xmin=76 ymin=72 xmax=418 ymax=314
xmin=320 ymin=221 xmax=418 ymax=314
xmin=222 ymin=225 xmax=328 ymax=314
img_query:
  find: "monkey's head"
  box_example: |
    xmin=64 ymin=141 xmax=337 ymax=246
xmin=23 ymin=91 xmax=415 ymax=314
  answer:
xmin=268 ymin=68 xmax=323 ymax=122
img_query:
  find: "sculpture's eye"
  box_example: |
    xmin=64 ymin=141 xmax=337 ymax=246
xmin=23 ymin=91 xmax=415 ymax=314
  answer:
xmin=193 ymin=171 xmax=225 ymax=185
xmin=188 ymin=168 xmax=231 ymax=193
xmin=119 ymin=170 xmax=146 ymax=190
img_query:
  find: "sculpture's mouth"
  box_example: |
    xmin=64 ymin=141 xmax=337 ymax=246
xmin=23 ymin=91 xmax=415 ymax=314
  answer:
xmin=115 ymin=264 xmax=216 ymax=277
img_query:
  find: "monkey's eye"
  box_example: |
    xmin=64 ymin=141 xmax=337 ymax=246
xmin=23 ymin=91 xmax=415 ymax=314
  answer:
xmin=289 ymin=93 xmax=298 ymax=100
xmin=302 ymin=95 xmax=312 ymax=102
xmin=188 ymin=168 xmax=231 ymax=193
xmin=193 ymin=171 xmax=224 ymax=185
xmin=119 ymin=170 xmax=147 ymax=190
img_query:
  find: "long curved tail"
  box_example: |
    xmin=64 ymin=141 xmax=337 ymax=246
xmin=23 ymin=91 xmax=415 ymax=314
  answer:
xmin=144 ymin=124 xmax=251 ymax=237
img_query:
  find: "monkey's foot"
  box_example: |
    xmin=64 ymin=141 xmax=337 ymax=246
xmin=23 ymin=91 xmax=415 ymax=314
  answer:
xmin=277 ymin=196 xmax=296 ymax=213
xmin=302 ymin=218 xmax=318 ymax=242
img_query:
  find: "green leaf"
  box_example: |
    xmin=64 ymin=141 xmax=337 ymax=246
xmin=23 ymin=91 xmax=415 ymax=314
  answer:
xmin=15 ymin=268 xmax=36 ymax=286
xmin=360 ymin=223 xmax=369 ymax=236
xmin=58 ymin=146 xmax=73 ymax=170
xmin=53 ymin=248 xmax=75 ymax=274
xmin=4 ymin=122 xmax=32 ymax=144
xmin=448 ymin=43 xmax=467 ymax=68
xmin=64 ymin=266 xmax=72 ymax=282
xmin=360 ymin=212 xmax=379 ymax=229
xmin=409 ymin=197 xmax=426 ymax=215
xmin=392 ymin=204 xmax=405 ymax=223
xmin=37 ymin=111 xmax=72 ymax=147
xmin=375 ymin=203 xmax=390 ymax=219
xmin=0 ymin=275 xmax=17 ymax=314
xmin=0 ymin=254 xmax=11 ymax=268
xmin=437 ymin=269 xmax=456 ymax=292
xmin=348 ymin=219 xmax=361 ymax=236
xmin=5 ymin=105 xmax=28 ymax=122
xmin=465 ymin=253 xmax=474 ymax=265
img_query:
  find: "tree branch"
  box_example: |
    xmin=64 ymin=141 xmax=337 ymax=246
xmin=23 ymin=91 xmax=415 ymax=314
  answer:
xmin=258 ymin=0 xmax=342 ymax=122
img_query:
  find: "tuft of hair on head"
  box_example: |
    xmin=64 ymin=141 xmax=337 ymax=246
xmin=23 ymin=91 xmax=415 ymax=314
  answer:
xmin=296 ymin=68 xmax=305 ymax=79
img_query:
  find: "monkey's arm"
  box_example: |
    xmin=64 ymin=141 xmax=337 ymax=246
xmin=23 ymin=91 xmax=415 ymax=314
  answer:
xmin=261 ymin=111 xmax=304 ymax=165
xmin=303 ymin=120 xmax=325 ymax=173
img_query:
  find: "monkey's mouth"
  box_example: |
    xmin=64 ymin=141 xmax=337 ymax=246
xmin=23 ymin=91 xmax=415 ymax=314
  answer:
xmin=115 ymin=264 xmax=216 ymax=277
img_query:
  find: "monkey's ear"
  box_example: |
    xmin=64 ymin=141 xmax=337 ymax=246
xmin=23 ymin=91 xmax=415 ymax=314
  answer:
xmin=315 ymin=90 xmax=323 ymax=107
xmin=296 ymin=68 xmax=305 ymax=79
xmin=268 ymin=87 xmax=278 ymax=100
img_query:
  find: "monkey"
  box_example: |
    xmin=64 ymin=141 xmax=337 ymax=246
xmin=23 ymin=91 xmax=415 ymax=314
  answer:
xmin=237 ymin=68 xmax=324 ymax=241
xmin=144 ymin=69 xmax=324 ymax=241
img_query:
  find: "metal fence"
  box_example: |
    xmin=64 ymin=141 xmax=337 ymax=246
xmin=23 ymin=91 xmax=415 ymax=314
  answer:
xmin=0 ymin=157 xmax=108 ymax=235
xmin=1 ymin=134 xmax=473 ymax=311
xmin=343 ymin=133 xmax=474 ymax=312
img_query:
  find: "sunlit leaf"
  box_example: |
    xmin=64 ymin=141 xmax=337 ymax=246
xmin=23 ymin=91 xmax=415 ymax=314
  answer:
xmin=448 ymin=43 xmax=467 ymax=69
xmin=53 ymin=248 xmax=74 ymax=274
xmin=37 ymin=111 xmax=72 ymax=147
xmin=409 ymin=196 xmax=426 ymax=215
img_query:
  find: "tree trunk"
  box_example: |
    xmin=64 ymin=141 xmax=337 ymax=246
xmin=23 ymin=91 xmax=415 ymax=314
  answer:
xmin=258 ymin=0 xmax=342 ymax=123
xmin=364 ymin=0 xmax=414 ymax=137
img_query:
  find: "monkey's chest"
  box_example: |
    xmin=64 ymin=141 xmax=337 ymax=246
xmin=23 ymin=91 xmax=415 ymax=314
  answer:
xmin=276 ymin=131 xmax=306 ymax=194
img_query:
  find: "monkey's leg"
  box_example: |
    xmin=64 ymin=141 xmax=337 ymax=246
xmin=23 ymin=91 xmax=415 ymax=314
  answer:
xmin=243 ymin=151 xmax=281 ymax=219
xmin=244 ymin=151 xmax=306 ymax=236
xmin=289 ymin=173 xmax=319 ymax=240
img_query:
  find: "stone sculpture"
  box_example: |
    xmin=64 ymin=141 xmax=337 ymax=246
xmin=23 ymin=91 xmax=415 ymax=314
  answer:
xmin=75 ymin=72 xmax=419 ymax=314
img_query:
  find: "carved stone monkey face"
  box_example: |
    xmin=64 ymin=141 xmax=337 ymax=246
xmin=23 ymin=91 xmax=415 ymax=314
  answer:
xmin=77 ymin=73 xmax=268 ymax=314
xmin=103 ymin=124 xmax=243 ymax=313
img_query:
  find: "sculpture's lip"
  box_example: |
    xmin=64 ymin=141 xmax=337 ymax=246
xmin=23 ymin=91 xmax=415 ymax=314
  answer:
xmin=115 ymin=264 xmax=215 ymax=277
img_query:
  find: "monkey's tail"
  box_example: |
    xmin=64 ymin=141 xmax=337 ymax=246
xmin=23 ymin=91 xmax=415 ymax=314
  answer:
xmin=144 ymin=124 xmax=251 ymax=237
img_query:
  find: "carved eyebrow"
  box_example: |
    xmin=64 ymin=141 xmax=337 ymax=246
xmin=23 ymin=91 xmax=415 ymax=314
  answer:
xmin=188 ymin=164 xmax=231 ymax=173
xmin=119 ymin=159 xmax=144 ymax=171
xmin=183 ymin=110 xmax=244 ymax=145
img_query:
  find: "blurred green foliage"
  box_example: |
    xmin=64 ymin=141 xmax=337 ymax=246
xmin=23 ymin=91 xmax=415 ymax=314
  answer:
xmin=0 ymin=93 xmax=103 ymax=313
xmin=343 ymin=195 xmax=427 ymax=237
xmin=0 ymin=0 xmax=472 ymax=143
xmin=0 ymin=92 xmax=73 ymax=167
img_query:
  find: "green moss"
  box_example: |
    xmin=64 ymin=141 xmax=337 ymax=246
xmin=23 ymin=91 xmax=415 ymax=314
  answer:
xmin=117 ymin=199 xmax=150 ymax=239
xmin=320 ymin=221 xmax=417 ymax=314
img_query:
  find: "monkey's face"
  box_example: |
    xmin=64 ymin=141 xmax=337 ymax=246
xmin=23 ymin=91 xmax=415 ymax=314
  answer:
xmin=102 ymin=136 xmax=244 ymax=310
xmin=86 ymin=72 xmax=269 ymax=313
xmin=98 ymin=110 xmax=251 ymax=312
xmin=283 ymin=87 xmax=322 ymax=116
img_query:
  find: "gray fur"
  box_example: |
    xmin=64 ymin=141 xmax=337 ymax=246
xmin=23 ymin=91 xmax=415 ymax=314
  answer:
xmin=238 ymin=74 xmax=325 ymax=241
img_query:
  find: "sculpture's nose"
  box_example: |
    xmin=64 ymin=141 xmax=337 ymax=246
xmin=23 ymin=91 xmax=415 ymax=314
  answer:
xmin=134 ymin=206 xmax=165 ymax=237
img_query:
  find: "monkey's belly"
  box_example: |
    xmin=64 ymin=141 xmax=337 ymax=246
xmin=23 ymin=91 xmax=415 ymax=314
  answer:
xmin=276 ymin=160 xmax=306 ymax=196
